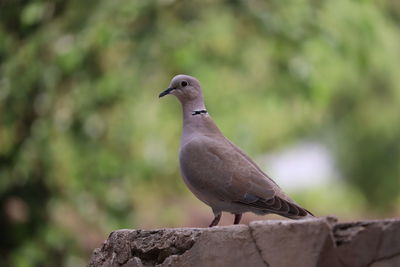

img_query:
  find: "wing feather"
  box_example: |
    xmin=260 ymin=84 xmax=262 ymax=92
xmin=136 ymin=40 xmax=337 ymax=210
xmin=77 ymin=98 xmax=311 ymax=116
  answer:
xmin=180 ymin=136 xmax=312 ymax=218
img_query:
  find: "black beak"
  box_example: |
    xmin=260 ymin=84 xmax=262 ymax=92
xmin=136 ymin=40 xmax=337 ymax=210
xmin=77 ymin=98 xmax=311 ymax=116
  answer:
xmin=159 ymin=87 xmax=174 ymax=98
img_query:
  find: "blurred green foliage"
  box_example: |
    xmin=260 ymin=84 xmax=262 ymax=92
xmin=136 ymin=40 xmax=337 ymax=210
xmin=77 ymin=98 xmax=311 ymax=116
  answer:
xmin=1 ymin=0 xmax=400 ymax=266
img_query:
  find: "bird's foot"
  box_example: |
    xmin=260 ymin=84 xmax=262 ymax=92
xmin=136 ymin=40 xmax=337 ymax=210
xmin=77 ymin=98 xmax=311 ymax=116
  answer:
xmin=233 ymin=213 xmax=242 ymax=224
xmin=208 ymin=213 xmax=222 ymax=227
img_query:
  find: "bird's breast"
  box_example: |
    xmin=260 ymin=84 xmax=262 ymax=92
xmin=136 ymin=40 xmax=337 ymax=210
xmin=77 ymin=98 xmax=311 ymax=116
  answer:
xmin=178 ymin=138 xmax=223 ymax=205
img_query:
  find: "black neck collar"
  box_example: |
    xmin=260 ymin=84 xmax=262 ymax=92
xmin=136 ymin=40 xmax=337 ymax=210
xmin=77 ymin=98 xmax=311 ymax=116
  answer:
xmin=191 ymin=109 xmax=208 ymax=116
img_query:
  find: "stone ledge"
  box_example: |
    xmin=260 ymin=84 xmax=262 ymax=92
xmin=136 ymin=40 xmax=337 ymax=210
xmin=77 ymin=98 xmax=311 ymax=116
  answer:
xmin=87 ymin=217 xmax=400 ymax=267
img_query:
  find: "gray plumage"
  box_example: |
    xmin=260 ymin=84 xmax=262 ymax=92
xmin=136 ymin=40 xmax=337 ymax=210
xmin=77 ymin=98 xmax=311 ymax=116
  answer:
xmin=159 ymin=74 xmax=314 ymax=227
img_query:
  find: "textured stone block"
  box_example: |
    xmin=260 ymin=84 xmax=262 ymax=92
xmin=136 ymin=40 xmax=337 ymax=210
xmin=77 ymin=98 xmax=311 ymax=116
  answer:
xmin=88 ymin=218 xmax=400 ymax=267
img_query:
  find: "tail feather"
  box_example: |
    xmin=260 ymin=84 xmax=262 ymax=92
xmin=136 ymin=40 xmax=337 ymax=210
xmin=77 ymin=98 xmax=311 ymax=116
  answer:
xmin=235 ymin=195 xmax=315 ymax=219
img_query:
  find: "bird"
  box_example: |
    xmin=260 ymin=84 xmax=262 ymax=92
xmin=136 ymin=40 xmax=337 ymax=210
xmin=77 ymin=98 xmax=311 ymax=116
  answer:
xmin=159 ymin=74 xmax=314 ymax=227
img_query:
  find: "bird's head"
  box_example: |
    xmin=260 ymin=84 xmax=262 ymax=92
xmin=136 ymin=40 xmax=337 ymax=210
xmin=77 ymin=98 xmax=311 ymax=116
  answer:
xmin=159 ymin=74 xmax=203 ymax=103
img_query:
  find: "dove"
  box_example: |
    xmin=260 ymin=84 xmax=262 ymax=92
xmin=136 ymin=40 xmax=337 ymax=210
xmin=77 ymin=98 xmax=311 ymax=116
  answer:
xmin=159 ymin=74 xmax=314 ymax=227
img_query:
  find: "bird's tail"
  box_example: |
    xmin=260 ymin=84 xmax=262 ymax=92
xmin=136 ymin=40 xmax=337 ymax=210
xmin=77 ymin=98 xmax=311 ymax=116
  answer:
xmin=280 ymin=207 xmax=315 ymax=220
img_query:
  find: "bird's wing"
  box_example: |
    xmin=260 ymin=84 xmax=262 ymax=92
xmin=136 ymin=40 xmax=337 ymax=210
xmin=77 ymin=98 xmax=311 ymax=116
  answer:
xmin=180 ymin=136 xmax=310 ymax=217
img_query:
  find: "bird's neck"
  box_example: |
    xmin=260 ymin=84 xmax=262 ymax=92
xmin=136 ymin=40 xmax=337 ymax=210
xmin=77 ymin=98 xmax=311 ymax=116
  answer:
xmin=180 ymin=99 xmax=223 ymax=147
xmin=181 ymin=99 xmax=207 ymax=122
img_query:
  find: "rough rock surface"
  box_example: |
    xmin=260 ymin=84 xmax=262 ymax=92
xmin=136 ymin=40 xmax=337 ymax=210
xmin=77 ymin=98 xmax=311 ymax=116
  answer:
xmin=88 ymin=217 xmax=400 ymax=267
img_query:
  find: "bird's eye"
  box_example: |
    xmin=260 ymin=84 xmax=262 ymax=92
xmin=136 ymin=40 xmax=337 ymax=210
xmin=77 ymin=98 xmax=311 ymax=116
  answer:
xmin=181 ymin=81 xmax=188 ymax=87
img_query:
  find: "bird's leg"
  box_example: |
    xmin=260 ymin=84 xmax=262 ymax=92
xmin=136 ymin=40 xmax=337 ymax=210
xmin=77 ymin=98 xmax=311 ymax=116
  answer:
xmin=209 ymin=212 xmax=222 ymax=227
xmin=233 ymin=214 xmax=242 ymax=225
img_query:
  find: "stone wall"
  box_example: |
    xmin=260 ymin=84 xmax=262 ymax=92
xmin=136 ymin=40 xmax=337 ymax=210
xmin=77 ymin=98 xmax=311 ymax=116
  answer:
xmin=88 ymin=217 xmax=400 ymax=267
